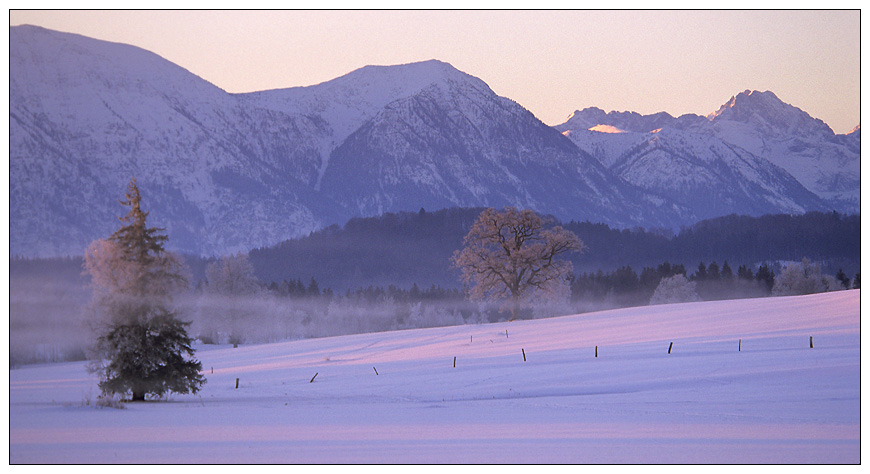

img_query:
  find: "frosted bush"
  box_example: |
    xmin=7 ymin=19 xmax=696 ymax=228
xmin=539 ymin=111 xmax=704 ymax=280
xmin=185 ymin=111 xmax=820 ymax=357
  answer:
xmin=822 ymin=275 xmax=846 ymax=292
xmin=650 ymin=274 xmax=700 ymax=305
xmin=772 ymin=259 xmax=828 ymax=296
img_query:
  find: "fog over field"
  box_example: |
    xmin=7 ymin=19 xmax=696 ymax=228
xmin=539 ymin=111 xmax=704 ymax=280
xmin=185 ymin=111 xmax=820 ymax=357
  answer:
xmin=10 ymin=271 xmax=574 ymax=367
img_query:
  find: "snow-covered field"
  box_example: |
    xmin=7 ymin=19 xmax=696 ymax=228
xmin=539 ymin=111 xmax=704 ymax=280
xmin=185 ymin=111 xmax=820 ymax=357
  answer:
xmin=9 ymin=290 xmax=860 ymax=464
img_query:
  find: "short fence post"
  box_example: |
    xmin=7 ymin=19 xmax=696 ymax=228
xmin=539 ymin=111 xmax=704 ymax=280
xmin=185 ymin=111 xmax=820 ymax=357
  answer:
xmin=810 ymin=336 xmax=814 ymax=349
xmin=739 ymin=339 xmax=741 ymax=352
xmin=235 ymin=378 xmax=239 ymax=389
xmin=309 ymin=373 xmax=318 ymax=383
xmin=522 ymin=348 xmax=526 ymax=362
xmin=373 ymin=366 xmax=379 ymax=375
xmin=595 ymin=346 xmax=598 ymax=358
xmin=453 ymin=356 xmax=456 ymax=368
xmin=668 ymin=342 xmax=673 ymax=354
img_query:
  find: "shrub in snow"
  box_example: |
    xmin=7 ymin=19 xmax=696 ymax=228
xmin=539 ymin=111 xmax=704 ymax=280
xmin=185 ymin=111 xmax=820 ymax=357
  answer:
xmin=772 ymin=258 xmax=829 ymax=296
xmin=650 ymin=274 xmax=700 ymax=305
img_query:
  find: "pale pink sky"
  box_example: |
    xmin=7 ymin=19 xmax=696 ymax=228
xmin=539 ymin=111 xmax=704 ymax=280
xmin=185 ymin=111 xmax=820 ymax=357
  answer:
xmin=9 ymin=10 xmax=861 ymax=133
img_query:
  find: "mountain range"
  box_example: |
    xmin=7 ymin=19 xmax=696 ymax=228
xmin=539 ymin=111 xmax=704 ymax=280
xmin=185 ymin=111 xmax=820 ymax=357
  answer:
xmin=10 ymin=25 xmax=860 ymax=257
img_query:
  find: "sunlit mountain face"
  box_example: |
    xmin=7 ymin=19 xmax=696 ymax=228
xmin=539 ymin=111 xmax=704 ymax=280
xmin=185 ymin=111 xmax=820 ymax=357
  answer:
xmin=10 ymin=26 xmax=857 ymax=257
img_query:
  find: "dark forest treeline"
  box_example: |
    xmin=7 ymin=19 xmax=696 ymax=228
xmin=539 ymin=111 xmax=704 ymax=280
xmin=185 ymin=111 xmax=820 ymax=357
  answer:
xmin=248 ymin=207 xmax=482 ymax=290
xmin=11 ymin=208 xmax=860 ymax=294
xmin=561 ymin=211 xmax=859 ymax=274
xmin=248 ymin=208 xmax=859 ymax=291
xmin=571 ymin=260 xmax=777 ymax=308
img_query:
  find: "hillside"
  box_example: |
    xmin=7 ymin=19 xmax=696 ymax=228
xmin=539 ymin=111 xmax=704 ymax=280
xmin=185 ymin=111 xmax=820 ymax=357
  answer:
xmin=10 ymin=290 xmax=860 ymax=463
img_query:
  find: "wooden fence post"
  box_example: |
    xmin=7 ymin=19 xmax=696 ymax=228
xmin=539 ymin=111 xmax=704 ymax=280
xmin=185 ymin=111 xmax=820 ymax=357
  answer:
xmin=453 ymin=356 xmax=456 ymax=368
xmin=595 ymin=346 xmax=598 ymax=358
xmin=522 ymin=348 xmax=526 ymax=362
xmin=309 ymin=373 xmax=318 ymax=383
xmin=373 ymin=366 xmax=379 ymax=375
xmin=235 ymin=378 xmax=239 ymax=389
xmin=739 ymin=339 xmax=741 ymax=352
xmin=668 ymin=342 xmax=673 ymax=354
xmin=810 ymin=336 xmax=813 ymax=349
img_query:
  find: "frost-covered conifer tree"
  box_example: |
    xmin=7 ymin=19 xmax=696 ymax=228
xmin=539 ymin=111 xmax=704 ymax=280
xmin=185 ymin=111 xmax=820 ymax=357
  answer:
xmin=85 ymin=178 xmax=204 ymax=401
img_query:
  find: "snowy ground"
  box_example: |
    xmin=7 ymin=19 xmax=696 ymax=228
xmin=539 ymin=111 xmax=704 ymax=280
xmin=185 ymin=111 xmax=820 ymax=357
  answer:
xmin=9 ymin=290 xmax=860 ymax=464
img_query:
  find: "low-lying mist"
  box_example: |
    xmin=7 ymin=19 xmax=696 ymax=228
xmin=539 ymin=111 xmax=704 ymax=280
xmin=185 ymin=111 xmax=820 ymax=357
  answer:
xmin=10 ymin=275 xmax=575 ymax=367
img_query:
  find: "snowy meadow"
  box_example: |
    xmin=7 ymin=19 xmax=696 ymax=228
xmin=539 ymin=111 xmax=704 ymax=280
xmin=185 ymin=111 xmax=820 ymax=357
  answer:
xmin=9 ymin=290 xmax=859 ymax=464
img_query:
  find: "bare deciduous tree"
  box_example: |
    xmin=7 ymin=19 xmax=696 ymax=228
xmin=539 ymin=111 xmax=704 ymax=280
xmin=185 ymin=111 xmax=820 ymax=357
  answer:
xmin=205 ymin=252 xmax=259 ymax=296
xmin=452 ymin=207 xmax=584 ymax=320
xmin=203 ymin=252 xmax=260 ymax=345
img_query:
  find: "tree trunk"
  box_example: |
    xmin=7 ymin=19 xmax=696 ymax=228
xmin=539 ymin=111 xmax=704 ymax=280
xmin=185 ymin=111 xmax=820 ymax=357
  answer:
xmin=509 ymin=295 xmax=520 ymax=321
xmin=131 ymin=390 xmax=145 ymax=402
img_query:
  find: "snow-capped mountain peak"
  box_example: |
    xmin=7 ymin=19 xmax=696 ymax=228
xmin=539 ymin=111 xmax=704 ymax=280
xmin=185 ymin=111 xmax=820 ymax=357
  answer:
xmin=707 ymin=89 xmax=834 ymax=138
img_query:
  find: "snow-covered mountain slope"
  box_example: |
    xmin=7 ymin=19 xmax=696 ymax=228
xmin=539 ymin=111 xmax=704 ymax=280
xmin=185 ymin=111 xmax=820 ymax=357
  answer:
xmin=706 ymin=90 xmax=860 ymax=210
xmin=10 ymin=25 xmax=858 ymax=257
xmin=10 ymin=25 xmax=330 ymax=256
xmin=316 ymin=66 xmax=676 ymax=227
xmin=240 ymin=60 xmax=479 ymax=189
xmin=10 ymin=290 xmax=860 ymax=463
xmin=611 ymin=127 xmax=827 ymax=219
xmin=557 ymin=91 xmax=859 ymax=214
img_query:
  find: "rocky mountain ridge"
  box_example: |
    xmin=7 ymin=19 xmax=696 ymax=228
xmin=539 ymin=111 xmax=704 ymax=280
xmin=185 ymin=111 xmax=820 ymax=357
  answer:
xmin=10 ymin=26 xmax=857 ymax=257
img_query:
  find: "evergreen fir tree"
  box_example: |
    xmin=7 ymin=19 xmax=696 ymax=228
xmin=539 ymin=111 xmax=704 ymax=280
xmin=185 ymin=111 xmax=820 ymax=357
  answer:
xmin=835 ymin=268 xmax=851 ymax=289
xmin=720 ymin=261 xmax=733 ymax=280
xmin=707 ymin=262 xmax=721 ymax=281
xmin=755 ymin=264 xmax=775 ymax=294
xmin=737 ymin=264 xmax=754 ymax=281
xmin=96 ymin=305 xmax=204 ymax=401
xmin=86 ymin=178 xmax=204 ymax=401
xmin=693 ymin=262 xmax=708 ymax=281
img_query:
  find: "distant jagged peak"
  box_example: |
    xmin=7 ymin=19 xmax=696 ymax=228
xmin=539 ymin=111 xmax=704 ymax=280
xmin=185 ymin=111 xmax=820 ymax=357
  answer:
xmin=707 ymin=89 xmax=834 ymax=137
xmin=556 ymin=107 xmax=675 ymax=134
xmin=847 ymin=124 xmax=860 ymax=135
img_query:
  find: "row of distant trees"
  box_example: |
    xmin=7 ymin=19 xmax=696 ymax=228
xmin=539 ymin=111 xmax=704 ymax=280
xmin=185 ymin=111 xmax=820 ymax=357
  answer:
xmin=211 ymin=255 xmax=858 ymax=312
xmin=573 ymin=259 xmax=858 ymax=308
